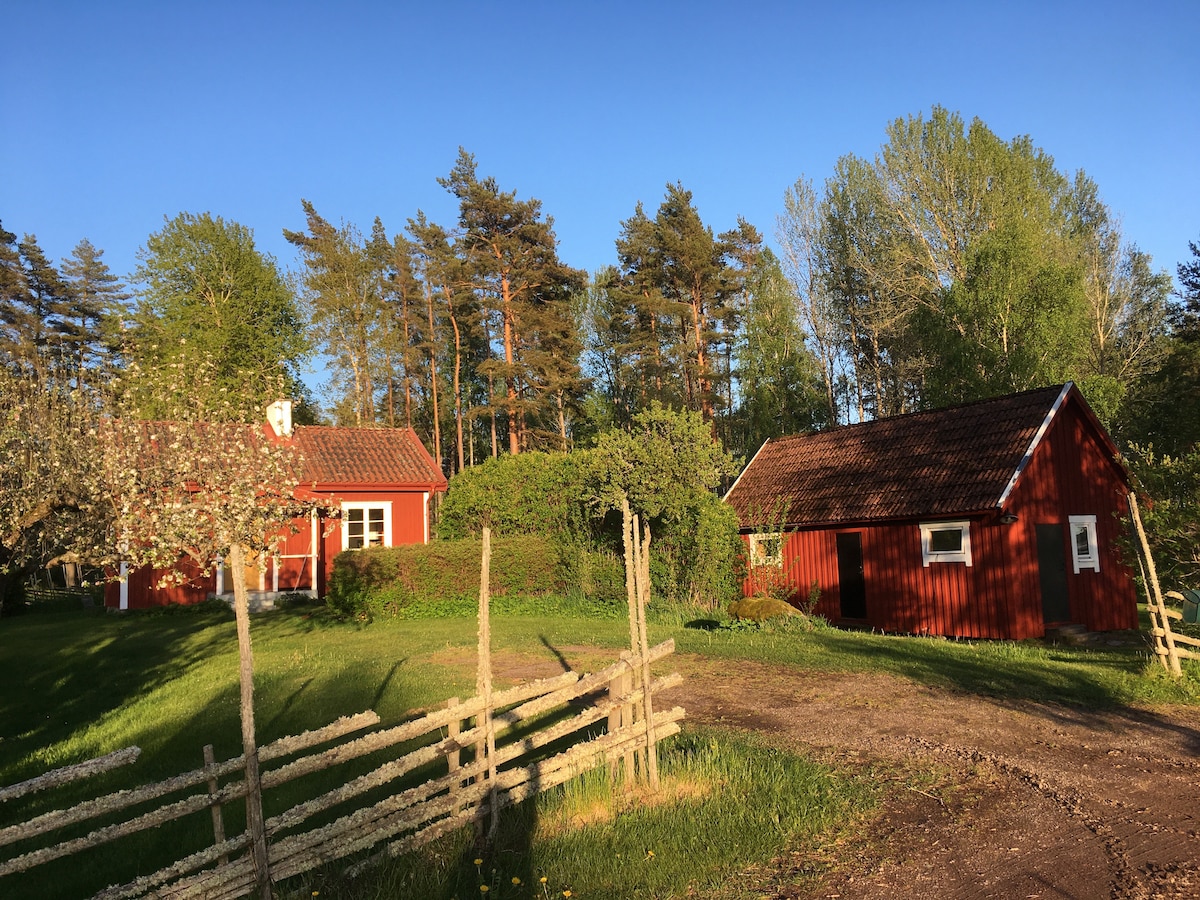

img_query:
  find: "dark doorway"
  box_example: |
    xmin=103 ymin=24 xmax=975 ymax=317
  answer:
xmin=836 ymin=532 xmax=867 ymax=619
xmin=1036 ymin=524 xmax=1071 ymax=624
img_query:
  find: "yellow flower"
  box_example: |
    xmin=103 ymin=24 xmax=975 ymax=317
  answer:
xmin=646 ymin=849 xmax=655 ymax=859
xmin=540 ymin=876 xmax=548 ymax=884
xmin=563 ymin=892 xmax=572 ymax=898
xmin=512 ymin=877 xmax=522 ymax=885
xmin=479 ymin=887 xmax=489 ymax=894
xmin=474 ymin=858 xmax=484 ymax=866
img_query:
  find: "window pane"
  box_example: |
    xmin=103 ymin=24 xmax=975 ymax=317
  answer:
xmin=1075 ymin=527 xmax=1091 ymax=558
xmin=929 ymin=529 xmax=962 ymax=553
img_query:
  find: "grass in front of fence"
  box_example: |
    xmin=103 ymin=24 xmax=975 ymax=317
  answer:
xmin=282 ymin=727 xmax=874 ymax=900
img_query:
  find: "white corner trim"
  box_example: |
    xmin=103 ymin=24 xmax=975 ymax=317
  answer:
xmin=723 ymin=438 xmax=771 ymax=503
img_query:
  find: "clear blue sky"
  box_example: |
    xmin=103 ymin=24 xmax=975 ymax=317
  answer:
xmin=3 ymin=1 xmax=1197 ymax=304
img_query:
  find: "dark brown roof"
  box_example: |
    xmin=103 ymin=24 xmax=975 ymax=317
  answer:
xmin=724 ymin=385 xmax=1083 ymax=528
xmin=294 ymin=426 xmax=447 ymax=487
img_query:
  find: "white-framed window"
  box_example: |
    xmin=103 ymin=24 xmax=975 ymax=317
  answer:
xmin=749 ymin=532 xmax=784 ymax=569
xmin=1069 ymin=515 xmax=1099 ymax=573
xmin=920 ymin=520 xmax=973 ymax=567
xmin=341 ymin=501 xmax=392 ymax=550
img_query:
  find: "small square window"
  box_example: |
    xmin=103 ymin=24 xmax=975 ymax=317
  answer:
xmin=342 ymin=502 xmax=392 ymax=551
xmin=1069 ymin=515 xmax=1099 ymax=573
xmin=920 ymin=521 xmax=972 ymax=566
xmin=749 ymin=532 xmax=783 ymax=569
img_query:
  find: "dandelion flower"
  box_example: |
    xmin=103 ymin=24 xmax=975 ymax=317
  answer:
xmin=512 ymin=877 xmax=522 ymax=885
xmin=479 ymin=886 xmax=489 ymax=894
xmin=474 ymin=858 xmax=484 ymax=867
xmin=540 ymin=876 xmax=548 ymax=884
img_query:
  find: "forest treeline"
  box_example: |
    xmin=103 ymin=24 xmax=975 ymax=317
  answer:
xmin=3 ymin=107 xmax=1200 ymax=469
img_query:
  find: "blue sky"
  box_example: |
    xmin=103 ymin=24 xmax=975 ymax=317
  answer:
xmin=3 ymin=1 xmax=1197 ymax=308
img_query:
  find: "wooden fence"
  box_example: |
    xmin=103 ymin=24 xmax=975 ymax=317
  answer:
xmin=0 ymin=641 xmax=682 ymax=899
xmin=1128 ymin=492 xmax=1199 ymax=676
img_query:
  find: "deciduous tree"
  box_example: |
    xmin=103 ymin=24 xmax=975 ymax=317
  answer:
xmin=132 ymin=212 xmax=308 ymax=420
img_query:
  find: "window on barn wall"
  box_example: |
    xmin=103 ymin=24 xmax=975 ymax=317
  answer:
xmin=1069 ymin=515 xmax=1099 ymax=573
xmin=919 ymin=521 xmax=972 ymax=566
xmin=341 ymin=502 xmax=392 ymax=550
xmin=749 ymin=532 xmax=784 ymax=568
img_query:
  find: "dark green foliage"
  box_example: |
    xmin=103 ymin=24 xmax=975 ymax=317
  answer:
xmin=436 ymin=450 xmax=592 ymax=541
xmin=1125 ymin=445 xmax=1200 ymax=589
xmin=326 ymin=535 xmax=570 ymax=618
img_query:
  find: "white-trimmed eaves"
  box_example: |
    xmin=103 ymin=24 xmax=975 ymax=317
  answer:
xmin=722 ymin=438 xmax=771 ymax=502
xmin=995 ymin=382 xmax=1073 ymax=509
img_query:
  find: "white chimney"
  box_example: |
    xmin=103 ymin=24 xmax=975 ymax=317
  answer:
xmin=266 ymin=399 xmax=293 ymax=437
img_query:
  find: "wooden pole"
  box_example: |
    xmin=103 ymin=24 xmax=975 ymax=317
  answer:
xmin=476 ymin=527 xmax=499 ymax=837
xmin=634 ymin=517 xmax=659 ymax=790
xmin=447 ymin=698 xmax=462 ymax=815
xmin=229 ymin=542 xmax=272 ymax=898
xmin=203 ymin=744 xmax=230 ymax=866
xmin=1128 ymin=492 xmax=1182 ymax=677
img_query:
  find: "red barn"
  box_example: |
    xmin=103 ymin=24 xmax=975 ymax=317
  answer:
xmin=105 ymin=401 xmax=447 ymax=610
xmin=723 ymin=384 xmax=1138 ymax=639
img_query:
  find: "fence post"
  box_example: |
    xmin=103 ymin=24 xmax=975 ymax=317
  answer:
xmin=202 ymin=744 xmax=230 ymax=866
xmin=446 ymin=697 xmax=462 ymax=815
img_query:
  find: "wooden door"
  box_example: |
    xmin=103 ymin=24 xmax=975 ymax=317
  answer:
xmin=1036 ymin=524 xmax=1071 ymax=624
xmin=836 ymin=532 xmax=867 ymax=619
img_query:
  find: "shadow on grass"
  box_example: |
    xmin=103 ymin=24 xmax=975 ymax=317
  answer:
xmin=0 ymin=607 xmax=235 ymax=779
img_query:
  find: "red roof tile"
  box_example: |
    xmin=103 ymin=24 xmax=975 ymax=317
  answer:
xmin=725 ymin=385 xmax=1078 ymax=528
xmin=294 ymin=426 xmax=447 ymax=487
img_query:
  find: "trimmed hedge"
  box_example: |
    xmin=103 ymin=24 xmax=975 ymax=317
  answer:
xmin=327 ymin=535 xmax=576 ymax=619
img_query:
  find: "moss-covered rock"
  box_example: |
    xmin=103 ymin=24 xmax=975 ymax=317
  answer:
xmin=727 ymin=595 xmax=797 ymax=622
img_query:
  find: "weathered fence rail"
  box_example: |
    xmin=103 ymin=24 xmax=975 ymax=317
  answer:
xmin=1 ymin=640 xmax=681 ymax=899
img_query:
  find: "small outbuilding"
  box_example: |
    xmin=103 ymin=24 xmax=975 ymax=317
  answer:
xmin=105 ymin=401 xmax=448 ymax=610
xmin=723 ymin=384 xmax=1138 ymax=639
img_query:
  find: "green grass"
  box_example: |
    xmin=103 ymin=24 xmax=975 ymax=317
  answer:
xmin=1 ymin=599 xmax=1197 ymax=898
xmin=280 ymin=729 xmax=872 ymax=900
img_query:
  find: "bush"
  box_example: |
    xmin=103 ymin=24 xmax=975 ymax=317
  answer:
xmin=327 ymin=535 xmax=568 ymax=619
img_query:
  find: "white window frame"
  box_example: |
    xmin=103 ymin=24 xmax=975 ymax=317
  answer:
xmin=341 ymin=501 xmax=393 ymax=551
xmin=748 ymin=532 xmax=784 ymax=569
xmin=920 ymin=520 xmax=972 ymax=567
xmin=1069 ymin=515 xmax=1100 ymax=574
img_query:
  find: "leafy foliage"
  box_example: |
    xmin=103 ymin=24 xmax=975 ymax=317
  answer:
xmin=1125 ymin=445 xmax=1200 ymax=588
xmin=131 ymin=212 xmax=309 ymax=420
xmin=0 ymin=367 xmax=108 ymax=615
xmin=325 ymin=535 xmax=574 ymax=619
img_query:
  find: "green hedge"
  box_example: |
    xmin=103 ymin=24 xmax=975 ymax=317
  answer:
xmin=327 ymin=535 xmax=618 ymax=619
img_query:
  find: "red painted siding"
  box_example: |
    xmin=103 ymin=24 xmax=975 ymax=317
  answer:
xmin=741 ymin=395 xmax=1136 ymax=638
xmin=105 ymin=490 xmax=434 ymax=608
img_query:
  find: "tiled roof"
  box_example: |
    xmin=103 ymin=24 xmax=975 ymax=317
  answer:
xmin=725 ymin=385 xmax=1074 ymax=528
xmin=294 ymin=426 xmax=447 ymax=487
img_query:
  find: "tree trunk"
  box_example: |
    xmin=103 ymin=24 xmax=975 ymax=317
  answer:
xmin=229 ymin=543 xmax=272 ymax=899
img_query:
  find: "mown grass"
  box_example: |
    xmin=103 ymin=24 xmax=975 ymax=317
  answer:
xmin=1 ymin=598 xmax=1197 ymax=898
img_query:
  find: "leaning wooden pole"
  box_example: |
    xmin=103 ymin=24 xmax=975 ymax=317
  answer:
xmin=1129 ymin=492 xmax=1182 ymax=677
xmin=634 ymin=516 xmax=660 ymax=790
xmin=229 ymin=542 xmax=272 ymax=899
xmin=476 ymin=527 xmax=499 ymax=837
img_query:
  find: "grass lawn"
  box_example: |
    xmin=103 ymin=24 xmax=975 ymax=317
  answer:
xmin=1 ymin=600 xmax=1196 ymax=898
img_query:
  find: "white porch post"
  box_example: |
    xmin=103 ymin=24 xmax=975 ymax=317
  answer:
xmin=423 ymin=491 xmax=430 ymax=544
xmin=310 ymin=509 xmax=320 ymax=596
xmin=119 ymin=561 xmax=129 ymax=611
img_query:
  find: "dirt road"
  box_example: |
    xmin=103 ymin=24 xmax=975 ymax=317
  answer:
xmin=662 ymin=656 xmax=1200 ymax=900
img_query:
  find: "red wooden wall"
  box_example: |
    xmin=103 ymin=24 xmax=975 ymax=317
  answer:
xmin=105 ymin=489 xmax=433 ymax=609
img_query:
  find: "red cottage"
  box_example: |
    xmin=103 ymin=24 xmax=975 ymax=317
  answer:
xmin=105 ymin=401 xmax=448 ymax=610
xmin=723 ymin=384 xmax=1138 ymax=639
